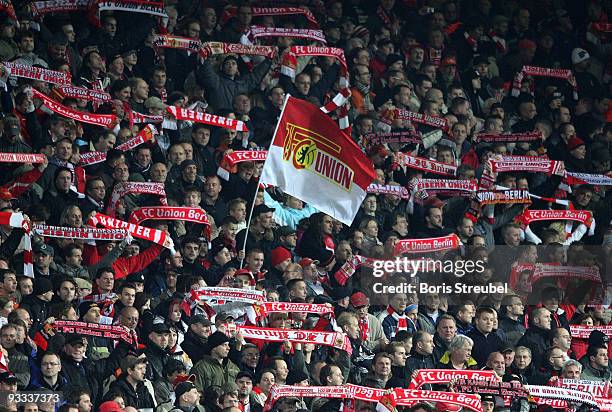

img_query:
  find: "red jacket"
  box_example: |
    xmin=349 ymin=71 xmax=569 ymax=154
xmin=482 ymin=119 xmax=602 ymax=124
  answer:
xmin=83 ymin=242 xmax=163 ymax=279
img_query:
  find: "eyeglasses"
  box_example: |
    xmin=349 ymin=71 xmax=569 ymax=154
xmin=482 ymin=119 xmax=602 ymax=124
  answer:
xmin=41 ymin=362 xmax=60 ymax=367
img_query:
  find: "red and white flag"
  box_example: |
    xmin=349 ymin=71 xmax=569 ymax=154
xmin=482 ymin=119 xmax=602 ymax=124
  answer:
xmin=260 ymin=96 xmax=375 ymax=225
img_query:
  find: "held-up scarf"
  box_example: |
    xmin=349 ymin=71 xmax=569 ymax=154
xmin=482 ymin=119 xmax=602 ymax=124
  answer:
xmin=32 ymin=88 xmax=117 ymax=128
xmin=53 ymin=320 xmax=137 ymax=346
xmin=366 ymin=184 xmax=410 ymax=199
xmin=387 ymin=306 xmax=408 ymax=337
xmin=281 ymin=46 xmax=348 ymax=85
xmin=78 ymin=151 xmax=107 ymax=166
xmin=166 ymin=106 xmax=248 ymax=131
xmin=30 ymin=0 xmax=90 ymax=15
xmin=128 ymin=206 xmax=211 ymax=239
xmin=362 ymin=131 xmax=422 ymax=146
xmin=393 ymin=234 xmax=461 ymax=255
xmin=0 ymin=0 xmax=17 ymax=23
xmin=570 ymin=325 xmax=612 ymax=339
xmin=265 ymin=386 xmax=347 ymax=412
xmin=131 ymin=111 xmax=163 ymax=124
xmin=392 ymin=109 xmax=448 ymax=131
xmin=453 ymin=378 xmax=530 ymax=398
xmin=565 ymin=172 xmax=612 ymax=186
xmin=557 ymin=379 xmax=609 ymax=398
xmin=96 ymin=0 xmax=167 ymax=18
xmin=474 ymin=131 xmax=542 ymax=143
xmin=224 ymin=150 xmax=268 ymax=166
xmin=0 ymin=212 xmax=32 ymax=277
xmin=153 ymin=34 xmax=202 ymax=56
xmin=115 ymin=124 xmax=157 ymax=151
xmin=107 ymin=181 xmax=167 ymax=217
xmin=591 ymin=23 xmax=612 ymax=32
xmin=409 ymin=178 xmax=478 ymax=193
xmin=488 ymin=30 xmax=507 ymax=54
xmin=238 ymin=325 xmax=352 ymax=355
xmin=248 ymin=26 xmax=327 ymax=44
xmin=523 ymin=264 xmax=600 ymax=286
xmin=33 ymin=225 xmax=127 ymax=240
xmin=201 ymin=41 xmax=277 ymax=59
xmin=0 ymin=153 xmax=46 ymax=163
xmin=333 ymin=254 xmax=380 ymax=286
xmin=517 ymin=209 xmax=593 ymax=227
xmin=512 ymin=65 xmax=577 ymax=99
xmin=87 ymin=212 xmax=175 ymax=253
xmin=222 ymin=6 xmax=319 ymax=28
xmin=4 ymin=62 xmax=71 ymax=85
xmin=55 ymin=85 xmax=111 ymax=103
xmin=254 ymin=302 xmax=334 ymax=318
xmin=525 ymin=385 xmax=598 ymax=407
xmin=408 ymin=369 xmax=498 ymax=389
xmin=190 ymin=287 xmax=265 ymax=305
xmin=477 ymin=189 xmax=532 ymax=205
xmin=397 ymin=153 xmax=457 ymax=177
xmin=486 ymin=155 xmax=565 ymax=175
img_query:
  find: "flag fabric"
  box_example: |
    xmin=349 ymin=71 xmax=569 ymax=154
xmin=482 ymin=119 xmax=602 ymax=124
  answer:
xmin=260 ymin=96 xmax=376 ymax=225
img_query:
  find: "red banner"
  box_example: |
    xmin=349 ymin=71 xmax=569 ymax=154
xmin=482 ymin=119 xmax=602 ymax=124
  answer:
xmin=255 ymin=302 xmax=334 ymax=317
xmin=190 ymin=287 xmax=265 ymax=305
xmin=477 ymin=190 xmax=532 ymax=205
xmin=570 ymin=325 xmax=612 ymax=339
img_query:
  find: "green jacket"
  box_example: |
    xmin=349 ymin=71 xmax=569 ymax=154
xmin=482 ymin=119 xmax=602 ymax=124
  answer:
xmin=191 ymin=355 xmax=240 ymax=392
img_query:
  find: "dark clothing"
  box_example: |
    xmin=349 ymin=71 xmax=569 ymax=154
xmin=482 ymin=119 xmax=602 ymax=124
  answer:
xmin=405 ymin=351 xmax=435 ymax=388
xmin=143 ymin=342 xmax=169 ymax=382
xmin=108 ymin=376 xmax=155 ymax=410
xmin=517 ymin=326 xmax=551 ymax=368
xmin=466 ymin=328 xmax=503 ymax=367
xmin=498 ymin=316 xmax=526 ymax=347
xmin=20 ymin=295 xmax=52 ymax=339
xmin=181 ymin=329 xmax=208 ymax=364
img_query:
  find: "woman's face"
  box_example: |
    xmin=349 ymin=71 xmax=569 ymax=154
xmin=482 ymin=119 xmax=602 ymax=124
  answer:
xmin=168 ymin=329 xmax=178 ymax=348
xmin=571 ymin=145 xmax=586 ymax=160
xmin=581 ymin=317 xmax=594 ymax=326
xmin=365 ymin=220 xmax=378 ymax=238
xmin=260 ymin=372 xmax=275 ymax=392
xmin=168 ymin=303 xmax=181 ymax=322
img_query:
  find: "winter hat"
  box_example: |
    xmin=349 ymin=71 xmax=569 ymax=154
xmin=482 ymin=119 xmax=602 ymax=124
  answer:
xmin=206 ymin=331 xmax=230 ymax=353
xmin=567 ymin=136 xmax=585 ymax=150
xmin=33 ymin=278 xmax=53 ymax=296
xmin=271 ymin=247 xmax=292 ymax=267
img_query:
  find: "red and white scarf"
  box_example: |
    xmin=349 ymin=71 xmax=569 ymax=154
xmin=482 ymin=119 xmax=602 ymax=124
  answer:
xmin=31 ymin=0 xmax=90 ymax=15
xmin=55 ymin=85 xmax=111 ymax=103
xmin=557 ymin=379 xmax=609 ymax=398
xmin=570 ymin=325 xmax=612 ymax=339
xmin=526 ymin=385 xmax=598 ymax=407
xmin=565 ymin=172 xmax=612 ymax=187
xmin=408 ymin=369 xmax=498 ymax=389
xmin=362 ymin=131 xmax=422 ymax=146
xmin=107 ymin=181 xmax=167 ymax=216
xmin=78 ymin=151 xmax=107 ymax=167
xmin=33 ymin=225 xmax=127 ymax=240
xmin=247 ymin=26 xmax=327 ymax=44
xmin=53 ymin=320 xmax=137 ymax=345
xmin=96 ymin=0 xmax=167 ymax=18
xmin=366 ymin=184 xmax=410 ymax=199
xmin=224 ymin=150 xmax=267 ymax=166
xmin=116 ymin=124 xmax=157 ymax=151
xmin=0 ymin=153 xmax=46 ymax=163
xmin=0 ymin=212 xmax=32 ymax=277
xmin=477 ymin=189 xmax=532 ymax=205
xmin=128 ymin=206 xmax=211 ymax=239
xmin=201 ymin=41 xmax=277 ymax=59
xmin=409 ymin=178 xmax=478 ymax=194
xmin=517 ymin=209 xmax=593 ymax=227
xmin=387 ymin=306 xmax=408 ymax=337
xmin=166 ymin=106 xmax=248 ymax=131
xmin=222 ymin=6 xmax=319 ymax=28
xmin=87 ymin=212 xmax=175 ymax=252
xmin=393 ymin=234 xmax=461 ymax=255
xmin=486 ymin=155 xmax=564 ymax=175
xmin=4 ymin=62 xmax=71 ymax=85
xmin=190 ymin=287 xmax=265 ymax=305
xmin=488 ymin=30 xmax=507 ymax=54
xmin=391 ymin=109 xmax=448 ymax=131
xmin=238 ymin=325 xmax=352 ymax=355
xmin=131 ymin=111 xmax=163 ymax=124
xmin=396 ymin=153 xmax=457 ymax=177
xmin=254 ymin=302 xmax=334 ymax=318
xmin=32 ymin=88 xmax=117 ymax=128
xmin=474 ymin=131 xmax=542 ymax=143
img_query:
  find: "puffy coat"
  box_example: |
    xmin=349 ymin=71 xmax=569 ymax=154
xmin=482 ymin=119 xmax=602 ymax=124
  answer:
xmin=191 ymin=355 xmax=240 ymax=392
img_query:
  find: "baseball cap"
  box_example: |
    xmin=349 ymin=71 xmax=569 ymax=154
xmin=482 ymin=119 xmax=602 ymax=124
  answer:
xmin=350 ymin=291 xmax=369 ymax=308
xmin=150 ymin=322 xmax=171 ymax=334
xmin=0 ymin=371 xmax=18 ymax=383
xmin=175 ymin=381 xmax=197 ymax=399
xmin=571 ymin=48 xmax=590 ymax=65
xmin=298 ymin=257 xmax=318 ymax=267
xmin=215 ymin=312 xmax=235 ymax=322
xmin=64 ymin=334 xmax=87 ymax=346
xmin=441 ymin=56 xmax=457 ymax=67
xmin=125 ymin=272 xmax=145 ymax=283
xmin=252 ymin=204 xmax=275 ymax=217
xmin=189 ymin=314 xmax=211 ymax=327
xmin=277 ymin=226 xmax=297 ymax=237
xmin=99 ymin=401 xmax=123 ymax=412
xmin=145 ymin=96 xmax=167 ymax=110
xmin=34 ymin=243 xmax=54 ymax=256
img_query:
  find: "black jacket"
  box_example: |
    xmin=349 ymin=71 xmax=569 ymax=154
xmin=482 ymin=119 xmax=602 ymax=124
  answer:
xmin=405 ymin=351 xmax=435 ymax=388
xmin=498 ymin=316 xmax=526 ymax=348
xmin=466 ymin=328 xmax=503 ymax=367
xmin=143 ymin=341 xmax=169 ymax=382
xmin=517 ymin=326 xmax=551 ymax=368
xmin=181 ymin=329 xmax=208 ymax=364
xmin=108 ymin=376 xmax=155 ymax=410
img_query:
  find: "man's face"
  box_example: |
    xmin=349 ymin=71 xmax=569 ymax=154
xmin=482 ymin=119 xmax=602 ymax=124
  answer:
xmin=150 ymin=163 xmax=168 ymax=183
xmin=242 ymin=347 xmax=260 ymax=368
xmin=41 ymin=355 xmax=61 ymax=378
xmin=182 ymin=165 xmax=198 ymax=182
xmin=169 ymin=145 xmax=186 ymax=165
xmin=437 ymin=319 xmax=457 ymax=342
xmin=130 ymin=362 xmax=147 ymax=381
xmin=149 ymin=332 xmax=169 ymax=349
xmin=575 ymin=190 xmax=593 ymax=207
xmin=426 ymin=207 xmax=443 ymax=228
xmin=391 ymin=347 xmax=407 ymax=367
xmin=535 ymin=309 xmax=552 ymax=330
xmin=563 ymin=364 xmax=581 ymax=379
xmin=592 ymin=348 xmax=608 ymax=369
xmin=120 ymin=287 xmax=136 ymax=307
xmin=78 ymin=394 xmax=93 ymax=412
xmin=504 ymin=227 xmax=521 ymax=246
xmin=35 ymin=252 xmax=53 ymax=269
xmin=204 ymin=177 xmax=222 ymax=198
xmin=58 ymin=281 xmax=76 ymax=302
xmin=549 ymin=348 xmax=566 ymax=369
xmin=374 ymin=356 xmax=392 ymax=377
xmin=112 ymin=163 xmax=129 ymax=183
xmin=96 ymin=272 xmax=114 ymax=292
xmin=212 ymin=342 xmax=231 ymax=359
xmin=65 ymin=341 xmax=86 ymax=362
xmin=56 ymin=170 xmax=72 ymax=191
xmin=192 ymin=127 xmax=211 ymax=146
xmin=295 ymin=74 xmax=311 ymax=95
xmin=183 ymin=242 xmax=199 ymax=261
xmin=1 ymin=327 xmax=16 ymax=348
xmin=2 ymin=272 xmax=16 ymax=293
xmin=103 ymin=18 xmax=117 ymax=36
xmin=84 ymin=306 xmax=101 ymax=323
xmin=476 ymin=312 xmax=495 ymax=334
xmin=236 ymin=376 xmax=253 ymax=396
xmin=488 ymin=354 xmax=505 ymax=376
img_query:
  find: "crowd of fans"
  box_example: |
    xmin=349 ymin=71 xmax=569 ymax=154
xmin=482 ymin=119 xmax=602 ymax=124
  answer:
xmin=0 ymin=0 xmax=609 ymax=411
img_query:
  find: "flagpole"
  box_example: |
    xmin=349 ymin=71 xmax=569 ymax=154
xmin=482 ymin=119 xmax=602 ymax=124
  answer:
xmin=239 ymin=94 xmax=292 ymax=268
